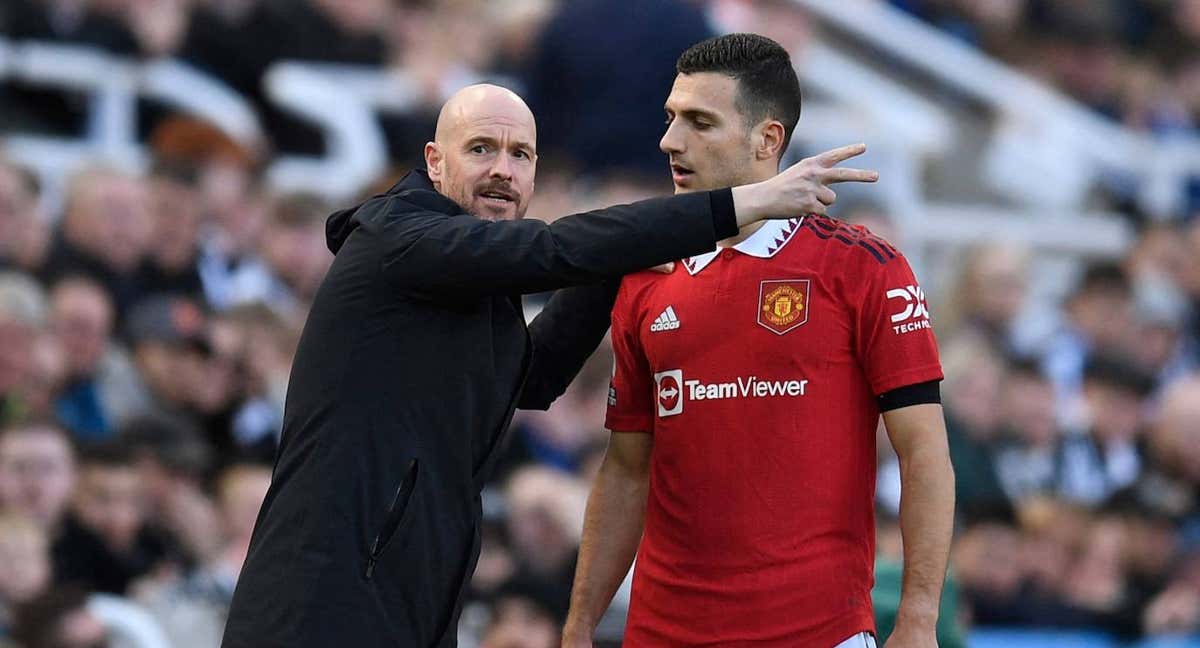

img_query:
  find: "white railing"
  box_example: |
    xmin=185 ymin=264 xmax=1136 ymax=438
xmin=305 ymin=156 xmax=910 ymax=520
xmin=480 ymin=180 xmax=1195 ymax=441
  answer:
xmin=794 ymin=0 xmax=1200 ymax=219
xmin=0 ymin=39 xmax=397 ymax=206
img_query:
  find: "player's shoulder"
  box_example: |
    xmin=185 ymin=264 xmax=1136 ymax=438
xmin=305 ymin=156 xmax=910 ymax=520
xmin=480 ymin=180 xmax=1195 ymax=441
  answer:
xmin=614 ymin=266 xmax=678 ymax=311
xmin=793 ymin=214 xmax=903 ymax=269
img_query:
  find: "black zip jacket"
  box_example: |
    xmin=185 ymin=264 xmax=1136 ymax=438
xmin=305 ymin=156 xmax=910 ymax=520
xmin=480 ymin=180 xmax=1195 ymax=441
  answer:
xmin=221 ymin=170 xmax=736 ymax=647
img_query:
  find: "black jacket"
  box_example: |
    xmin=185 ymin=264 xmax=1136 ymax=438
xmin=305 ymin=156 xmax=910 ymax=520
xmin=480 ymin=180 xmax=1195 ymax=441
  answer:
xmin=221 ymin=170 xmax=736 ymax=648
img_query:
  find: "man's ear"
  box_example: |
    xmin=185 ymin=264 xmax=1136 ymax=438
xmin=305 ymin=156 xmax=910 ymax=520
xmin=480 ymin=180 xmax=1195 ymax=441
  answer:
xmin=755 ymin=120 xmax=786 ymax=162
xmin=424 ymin=142 xmax=443 ymax=187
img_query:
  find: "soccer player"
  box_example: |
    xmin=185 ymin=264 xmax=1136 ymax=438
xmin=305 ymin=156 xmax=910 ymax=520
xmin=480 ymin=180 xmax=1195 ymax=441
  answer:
xmin=563 ymin=34 xmax=954 ymax=648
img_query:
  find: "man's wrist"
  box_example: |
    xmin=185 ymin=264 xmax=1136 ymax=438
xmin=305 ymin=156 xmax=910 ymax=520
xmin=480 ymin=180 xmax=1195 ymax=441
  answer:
xmin=894 ymin=604 xmax=939 ymax=628
xmin=562 ymin=616 xmax=596 ymax=637
xmin=730 ymin=184 xmax=765 ymax=228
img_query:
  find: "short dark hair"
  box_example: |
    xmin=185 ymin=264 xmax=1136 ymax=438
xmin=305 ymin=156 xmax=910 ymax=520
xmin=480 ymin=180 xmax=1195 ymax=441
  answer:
xmin=676 ymin=33 xmax=803 ymax=156
xmin=11 ymin=584 xmax=93 ymax=648
xmin=1072 ymin=262 xmax=1131 ymax=300
xmin=1083 ymin=352 xmax=1156 ymax=398
xmin=77 ymin=438 xmax=137 ymax=469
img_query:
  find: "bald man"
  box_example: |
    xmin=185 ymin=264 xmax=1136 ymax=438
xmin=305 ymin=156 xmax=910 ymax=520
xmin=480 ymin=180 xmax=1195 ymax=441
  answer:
xmin=222 ymin=84 xmax=877 ymax=648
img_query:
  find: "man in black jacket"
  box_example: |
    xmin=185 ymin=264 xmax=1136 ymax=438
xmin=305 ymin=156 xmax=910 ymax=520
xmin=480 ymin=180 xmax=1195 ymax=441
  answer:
xmin=221 ymin=84 xmax=876 ymax=648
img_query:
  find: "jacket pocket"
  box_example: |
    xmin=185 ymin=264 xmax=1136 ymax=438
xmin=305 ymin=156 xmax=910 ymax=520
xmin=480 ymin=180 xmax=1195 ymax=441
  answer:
xmin=364 ymin=458 xmax=419 ymax=580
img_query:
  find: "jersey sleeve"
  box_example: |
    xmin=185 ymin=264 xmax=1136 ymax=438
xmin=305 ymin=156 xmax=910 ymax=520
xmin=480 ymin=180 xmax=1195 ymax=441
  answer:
xmin=605 ymin=280 xmax=655 ymax=433
xmin=854 ymin=249 xmax=944 ymax=396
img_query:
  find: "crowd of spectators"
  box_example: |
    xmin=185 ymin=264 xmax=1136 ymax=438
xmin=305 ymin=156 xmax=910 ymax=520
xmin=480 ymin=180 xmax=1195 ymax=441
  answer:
xmin=0 ymin=0 xmax=1198 ymax=646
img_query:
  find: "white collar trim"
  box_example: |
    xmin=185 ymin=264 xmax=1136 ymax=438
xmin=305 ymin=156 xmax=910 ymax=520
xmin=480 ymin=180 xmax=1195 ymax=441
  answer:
xmin=681 ymin=217 xmax=804 ymax=275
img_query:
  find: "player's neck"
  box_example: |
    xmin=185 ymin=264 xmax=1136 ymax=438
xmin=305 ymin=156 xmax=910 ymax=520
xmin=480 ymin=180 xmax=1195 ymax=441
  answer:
xmin=718 ymin=221 xmax=766 ymax=248
xmin=717 ymin=167 xmax=778 ymax=248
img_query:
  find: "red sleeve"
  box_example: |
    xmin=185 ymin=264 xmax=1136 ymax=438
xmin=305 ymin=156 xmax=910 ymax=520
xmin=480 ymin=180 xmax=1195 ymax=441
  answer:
xmin=605 ymin=280 xmax=655 ymax=433
xmin=854 ymin=250 xmax=944 ymax=395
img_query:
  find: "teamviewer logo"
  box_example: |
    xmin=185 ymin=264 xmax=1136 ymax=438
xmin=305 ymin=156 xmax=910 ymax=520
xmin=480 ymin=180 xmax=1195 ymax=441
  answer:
xmin=654 ymin=369 xmax=684 ymax=417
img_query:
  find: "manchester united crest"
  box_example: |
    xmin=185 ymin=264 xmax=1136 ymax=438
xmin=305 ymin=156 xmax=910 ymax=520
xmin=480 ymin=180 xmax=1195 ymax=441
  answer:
xmin=757 ymin=279 xmax=810 ymax=335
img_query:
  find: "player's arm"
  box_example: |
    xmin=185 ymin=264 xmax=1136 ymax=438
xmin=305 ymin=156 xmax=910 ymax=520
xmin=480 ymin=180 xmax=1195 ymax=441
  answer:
xmin=849 ymin=232 xmax=950 ymax=646
xmin=563 ymin=430 xmax=653 ymax=647
xmin=882 ymin=399 xmax=954 ymax=647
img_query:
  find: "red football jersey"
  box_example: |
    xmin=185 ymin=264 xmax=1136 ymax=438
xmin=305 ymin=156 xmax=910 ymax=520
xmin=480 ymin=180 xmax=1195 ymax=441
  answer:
xmin=606 ymin=216 xmax=943 ymax=647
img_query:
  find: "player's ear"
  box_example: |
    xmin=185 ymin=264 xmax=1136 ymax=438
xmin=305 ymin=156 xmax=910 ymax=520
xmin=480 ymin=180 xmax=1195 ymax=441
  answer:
xmin=424 ymin=142 xmax=444 ymax=186
xmin=755 ymin=120 xmax=786 ymax=162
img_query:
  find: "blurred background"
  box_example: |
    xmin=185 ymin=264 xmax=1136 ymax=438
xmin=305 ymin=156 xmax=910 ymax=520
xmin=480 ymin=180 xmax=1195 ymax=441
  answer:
xmin=0 ymin=0 xmax=1199 ymax=646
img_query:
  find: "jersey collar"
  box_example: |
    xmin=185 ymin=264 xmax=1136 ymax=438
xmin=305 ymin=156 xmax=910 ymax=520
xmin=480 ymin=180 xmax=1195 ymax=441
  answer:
xmin=681 ymin=217 xmax=804 ymax=276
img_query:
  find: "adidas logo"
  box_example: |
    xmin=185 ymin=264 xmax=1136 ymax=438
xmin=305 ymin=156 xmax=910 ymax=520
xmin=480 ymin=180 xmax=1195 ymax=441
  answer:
xmin=650 ymin=306 xmax=681 ymax=332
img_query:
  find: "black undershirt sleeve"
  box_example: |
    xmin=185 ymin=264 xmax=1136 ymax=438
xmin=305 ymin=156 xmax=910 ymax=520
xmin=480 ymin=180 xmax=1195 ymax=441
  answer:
xmin=877 ymin=380 xmax=941 ymax=412
xmin=708 ymin=188 xmax=738 ymax=240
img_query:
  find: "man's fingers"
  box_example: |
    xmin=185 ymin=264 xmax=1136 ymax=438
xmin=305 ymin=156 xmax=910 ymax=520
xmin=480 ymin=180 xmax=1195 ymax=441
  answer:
xmin=821 ymin=167 xmax=879 ymax=184
xmin=649 ymin=261 xmax=675 ymax=274
xmin=817 ymin=186 xmax=837 ymax=206
xmin=810 ymin=143 xmax=867 ymax=167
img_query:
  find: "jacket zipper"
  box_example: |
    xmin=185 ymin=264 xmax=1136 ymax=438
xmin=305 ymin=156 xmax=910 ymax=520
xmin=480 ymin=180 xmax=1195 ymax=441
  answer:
xmin=365 ymin=458 xmax=419 ymax=580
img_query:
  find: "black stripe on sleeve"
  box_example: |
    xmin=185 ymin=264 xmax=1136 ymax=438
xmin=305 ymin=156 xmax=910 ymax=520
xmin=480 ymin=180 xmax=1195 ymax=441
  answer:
xmin=877 ymin=380 xmax=941 ymax=412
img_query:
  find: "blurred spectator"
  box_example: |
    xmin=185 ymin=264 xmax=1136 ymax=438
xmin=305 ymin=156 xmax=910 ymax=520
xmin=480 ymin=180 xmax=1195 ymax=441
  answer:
xmin=196 ymin=173 xmax=272 ymax=313
xmin=939 ymin=243 xmax=1030 ymax=352
xmin=48 ymin=277 xmax=148 ymax=441
xmin=503 ymin=467 xmax=587 ymax=608
xmin=524 ymin=0 xmax=713 ymax=175
xmin=140 ymin=163 xmax=205 ymax=302
xmin=1128 ymin=375 xmax=1200 ymax=521
xmin=506 ymin=349 xmax=611 ymax=477
xmin=478 ymin=575 xmax=564 ymax=648
xmin=257 ymin=193 xmax=333 ymax=316
xmin=0 ymin=273 xmax=50 ymax=424
xmin=937 ymin=333 xmax=1009 ymax=513
xmin=144 ymin=117 xmax=272 ymax=314
xmin=176 ymin=0 xmax=273 ymax=99
xmin=0 ymin=513 xmax=52 ymax=634
xmin=2 ymin=0 xmax=137 ymax=52
xmin=120 ymin=416 xmax=220 ymax=562
xmin=888 ymin=0 xmax=1031 ymax=58
xmin=1057 ymin=514 xmax=1144 ymax=635
xmin=0 ymin=161 xmax=52 ymax=276
xmin=40 ymin=169 xmax=154 ymax=320
xmin=123 ymin=0 xmax=194 ymax=57
xmin=1037 ymin=261 xmax=1136 ymax=422
xmin=955 ymin=512 xmax=1030 ymax=626
xmin=0 ymin=421 xmax=75 ymax=534
xmin=137 ymin=463 xmax=269 ymax=648
xmin=1054 ymin=353 xmax=1155 ymax=505
xmin=266 ymin=0 xmax=387 ymax=64
xmin=994 ymin=358 xmax=1063 ymax=504
xmin=10 ymin=584 xmax=108 ymax=648
xmin=209 ymin=303 xmax=293 ymax=464
xmin=53 ymin=440 xmax=175 ymax=595
xmin=125 ymin=295 xmax=238 ymax=454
